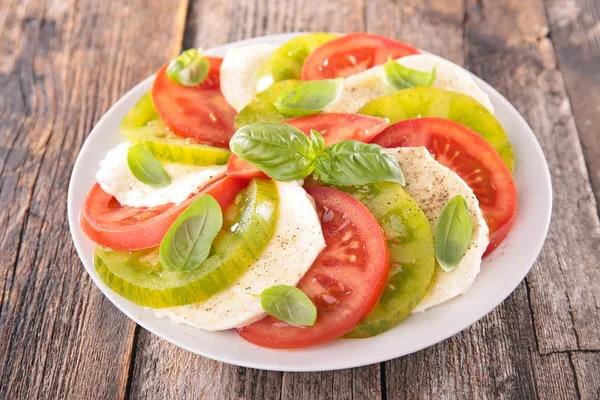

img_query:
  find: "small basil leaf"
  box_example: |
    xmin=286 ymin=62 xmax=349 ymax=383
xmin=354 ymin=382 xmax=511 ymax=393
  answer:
xmin=259 ymin=285 xmax=317 ymax=326
xmin=229 ymin=123 xmax=320 ymax=180
xmin=166 ymin=48 xmax=210 ymax=86
xmin=127 ymin=144 xmax=171 ymax=187
xmin=310 ymin=129 xmax=325 ymax=154
xmin=384 ymin=58 xmax=437 ymax=90
xmin=159 ymin=195 xmax=223 ymax=272
xmin=434 ymin=195 xmax=473 ymax=272
xmin=314 ymin=141 xmax=405 ymax=186
xmin=274 ymin=78 xmax=344 ymax=117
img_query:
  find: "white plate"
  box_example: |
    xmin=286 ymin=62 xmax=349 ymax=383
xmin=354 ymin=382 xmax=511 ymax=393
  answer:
xmin=68 ymin=33 xmax=552 ymax=372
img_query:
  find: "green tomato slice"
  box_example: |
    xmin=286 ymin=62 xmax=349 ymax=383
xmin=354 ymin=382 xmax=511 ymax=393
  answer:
xmin=358 ymin=87 xmax=515 ymax=172
xmin=94 ymin=179 xmax=278 ymax=308
xmin=235 ymin=80 xmax=303 ymax=129
xmin=121 ymin=92 xmax=231 ymax=166
xmin=342 ymin=182 xmax=435 ymax=338
xmin=256 ymin=32 xmax=338 ymax=91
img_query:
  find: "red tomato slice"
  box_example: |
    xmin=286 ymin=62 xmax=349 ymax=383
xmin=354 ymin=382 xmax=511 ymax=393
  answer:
xmin=152 ymin=57 xmax=237 ymax=148
xmin=226 ymin=113 xmax=388 ymax=180
xmin=80 ymin=176 xmax=248 ymax=251
xmin=226 ymin=153 xmax=269 ymax=180
xmin=238 ymin=186 xmax=390 ymax=349
xmin=301 ymin=33 xmax=420 ymax=80
xmin=284 ymin=113 xmax=388 ymax=143
xmin=372 ymin=117 xmax=517 ymax=255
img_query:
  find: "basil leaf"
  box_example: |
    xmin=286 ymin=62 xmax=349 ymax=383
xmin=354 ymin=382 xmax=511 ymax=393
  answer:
xmin=229 ymin=123 xmax=323 ymax=180
xmin=166 ymin=48 xmax=210 ymax=86
xmin=259 ymin=285 xmax=317 ymax=326
xmin=159 ymin=195 xmax=223 ymax=272
xmin=230 ymin=124 xmax=402 ymax=186
xmin=384 ymin=58 xmax=437 ymax=90
xmin=274 ymin=78 xmax=344 ymax=117
xmin=310 ymin=129 xmax=325 ymax=154
xmin=127 ymin=144 xmax=171 ymax=187
xmin=314 ymin=141 xmax=405 ymax=186
xmin=434 ymin=195 xmax=473 ymax=272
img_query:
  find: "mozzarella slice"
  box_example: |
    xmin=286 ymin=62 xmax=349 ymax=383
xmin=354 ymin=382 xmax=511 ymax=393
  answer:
xmin=96 ymin=142 xmax=226 ymax=208
xmin=324 ymin=65 xmax=393 ymax=114
xmin=155 ymin=180 xmax=326 ymax=331
xmin=388 ymin=147 xmax=489 ymax=312
xmin=326 ymin=54 xmax=494 ymax=114
xmin=220 ymin=44 xmax=277 ymax=111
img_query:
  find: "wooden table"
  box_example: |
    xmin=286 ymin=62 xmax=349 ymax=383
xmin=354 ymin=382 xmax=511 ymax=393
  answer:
xmin=1 ymin=0 xmax=599 ymax=398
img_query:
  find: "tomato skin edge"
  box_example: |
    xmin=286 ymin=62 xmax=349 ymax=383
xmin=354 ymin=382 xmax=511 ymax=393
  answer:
xmin=372 ymin=117 xmax=517 ymax=256
xmin=93 ymin=179 xmax=279 ymax=308
xmin=237 ymin=186 xmax=390 ymax=349
xmin=301 ymin=32 xmax=420 ymax=80
xmin=80 ymin=177 xmax=248 ymax=251
xmin=152 ymin=57 xmax=236 ymax=148
xmin=226 ymin=155 xmax=270 ymax=180
xmin=484 ymin=212 xmax=515 ymax=256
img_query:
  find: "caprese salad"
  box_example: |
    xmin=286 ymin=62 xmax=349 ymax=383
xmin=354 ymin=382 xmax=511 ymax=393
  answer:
xmin=80 ymin=32 xmax=517 ymax=349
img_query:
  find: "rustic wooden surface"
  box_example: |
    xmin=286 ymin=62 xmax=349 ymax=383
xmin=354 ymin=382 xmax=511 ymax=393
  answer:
xmin=0 ymin=0 xmax=598 ymax=398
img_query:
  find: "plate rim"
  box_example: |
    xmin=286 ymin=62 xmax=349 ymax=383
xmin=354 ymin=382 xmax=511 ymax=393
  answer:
xmin=68 ymin=32 xmax=553 ymax=372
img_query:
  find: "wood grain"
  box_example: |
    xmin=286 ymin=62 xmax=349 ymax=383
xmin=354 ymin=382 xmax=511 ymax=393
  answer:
xmin=129 ymin=332 xmax=283 ymax=399
xmin=462 ymin=0 xmax=600 ymax=391
xmin=366 ymin=0 xmax=465 ymax=65
xmin=531 ymin=352 xmax=580 ymax=399
xmin=127 ymin=2 xmax=382 ymax=400
xmin=367 ymin=0 xmax=555 ymax=396
xmin=0 ymin=0 xmax=187 ymax=397
xmin=544 ymin=0 xmax=600 ymax=212
xmin=385 ymin=285 xmax=546 ymax=399
xmin=461 ymin=0 xmax=600 ymax=354
xmin=1 ymin=0 xmax=599 ymax=398
xmin=572 ymin=352 xmax=600 ymax=398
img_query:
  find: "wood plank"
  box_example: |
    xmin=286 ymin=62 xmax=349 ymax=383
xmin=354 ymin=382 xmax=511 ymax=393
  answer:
xmin=462 ymin=0 xmax=600 ymax=354
xmin=0 ymin=0 xmax=587 ymax=397
xmin=571 ymin=352 xmax=600 ymax=398
xmin=184 ymin=0 xmax=233 ymax=48
xmin=127 ymin=0 xmax=287 ymax=396
xmin=364 ymin=1 xmax=546 ymax=397
xmin=129 ymin=331 xmax=283 ymax=399
xmin=386 ymin=284 xmax=540 ymax=398
xmin=127 ymin=1 xmax=382 ymax=399
xmin=366 ymin=0 xmax=465 ymax=65
xmin=281 ymin=365 xmax=381 ymax=400
xmin=0 ymin=0 xmax=188 ymax=397
xmin=531 ymin=352 xmax=579 ymax=399
xmin=184 ymin=0 xmax=366 ymax=49
xmin=369 ymin=0 xmax=556 ymax=396
xmin=132 ymin=0 xmax=598 ymax=397
xmin=376 ymin=0 xmax=592 ymax=396
xmin=544 ymin=0 xmax=600 ymax=212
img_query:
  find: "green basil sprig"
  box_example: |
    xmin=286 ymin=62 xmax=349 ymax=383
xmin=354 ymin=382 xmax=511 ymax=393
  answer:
xmin=315 ymin=140 xmax=405 ymax=186
xmin=274 ymin=78 xmax=344 ymax=117
xmin=230 ymin=123 xmax=404 ymax=186
xmin=166 ymin=48 xmax=210 ymax=87
xmin=127 ymin=144 xmax=171 ymax=187
xmin=229 ymin=123 xmax=324 ymax=181
xmin=434 ymin=195 xmax=473 ymax=272
xmin=257 ymin=285 xmax=317 ymax=326
xmin=384 ymin=57 xmax=436 ymax=90
xmin=159 ymin=194 xmax=223 ymax=272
